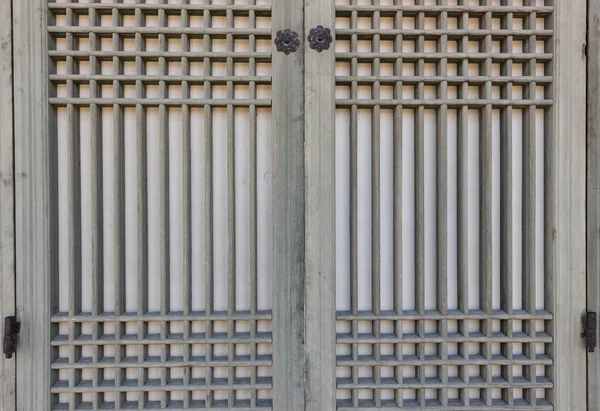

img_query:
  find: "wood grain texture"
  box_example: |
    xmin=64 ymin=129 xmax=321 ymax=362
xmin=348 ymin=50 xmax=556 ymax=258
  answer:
xmin=547 ymin=1 xmax=588 ymax=410
xmin=0 ymin=0 xmax=16 ymax=410
xmin=13 ymin=0 xmax=55 ymax=409
xmin=588 ymin=0 xmax=600 ymax=409
xmin=271 ymin=0 xmax=305 ymax=409
xmin=304 ymin=0 xmax=336 ymax=410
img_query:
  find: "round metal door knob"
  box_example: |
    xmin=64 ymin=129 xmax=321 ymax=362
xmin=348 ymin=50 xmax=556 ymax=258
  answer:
xmin=274 ymin=29 xmax=300 ymax=54
xmin=307 ymin=26 xmax=332 ymax=52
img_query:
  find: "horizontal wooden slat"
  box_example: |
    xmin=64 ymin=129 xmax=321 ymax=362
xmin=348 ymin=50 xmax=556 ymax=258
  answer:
xmin=48 ymin=26 xmax=271 ymax=37
xmin=335 ymin=28 xmax=553 ymax=39
xmin=335 ymin=5 xmax=553 ymax=16
xmin=336 ymin=75 xmax=553 ymax=85
xmin=50 ymin=74 xmax=272 ymax=84
xmin=337 ymin=354 xmax=553 ymax=367
xmin=49 ymin=3 xmax=272 ymax=14
xmin=51 ymin=310 xmax=272 ymax=322
xmin=51 ymin=355 xmax=273 ymax=370
xmin=336 ymin=99 xmax=552 ymax=108
xmin=336 ymin=376 xmax=553 ymax=390
xmin=51 ymin=378 xmax=273 ymax=393
xmin=51 ymin=332 xmax=272 ymax=346
xmin=336 ymin=309 xmax=553 ymax=321
xmin=336 ymin=332 xmax=553 ymax=344
xmin=49 ymin=97 xmax=271 ymax=107
xmin=49 ymin=50 xmax=272 ymax=61
xmin=335 ymin=52 xmax=552 ymax=62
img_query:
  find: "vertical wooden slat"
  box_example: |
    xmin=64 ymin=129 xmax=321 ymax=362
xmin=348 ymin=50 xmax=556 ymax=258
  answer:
xmin=14 ymin=0 xmax=56 ymax=408
xmin=436 ymin=2 xmax=449 ymax=407
xmin=111 ymin=8 xmax=127 ymax=407
xmin=203 ymin=1 xmax=215 ymax=407
xmin=392 ymin=1 xmax=404 ymax=407
xmin=157 ymin=5 xmax=170 ymax=408
xmin=500 ymin=1 xmax=514 ymax=406
xmin=88 ymin=3 xmax=104 ymax=409
xmin=225 ymin=3 xmax=236 ymax=406
xmin=0 ymin=0 xmax=15 ymax=409
xmin=308 ymin=0 xmax=336 ymax=411
xmin=392 ymin=1 xmax=403 ymax=407
xmin=180 ymin=6 xmax=192 ymax=408
xmin=305 ymin=0 xmax=335 ymax=409
xmin=414 ymin=3 xmax=425 ymax=407
xmin=248 ymin=1 xmax=259 ymax=406
xmin=248 ymin=0 xmax=261 ymax=407
xmin=134 ymin=5 xmax=149 ymax=407
xmin=546 ymin=0 xmax=587 ymax=410
xmin=370 ymin=2 xmax=381 ymax=407
xmin=456 ymin=2 xmax=470 ymax=406
xmin=349 ymin=3 xmax=359 ymax=407
xmin=272 ymin=0 xmax=305 ymax=407
xmin=522 ymin=4 xmax=537 ymax=406
xmin=588 ymin=0 xmax=600 ymax=409
xmin=65 ymin=4 xmax=82 ymax=409
xmin=480 ymin=3 xmax=493 ymax=408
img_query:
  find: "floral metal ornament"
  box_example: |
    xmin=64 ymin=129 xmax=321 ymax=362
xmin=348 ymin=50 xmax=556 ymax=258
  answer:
xmin=307 ymin=26 xmax=332 ymax=52
xmin=274 ymin=29 xmax=300 ymax=54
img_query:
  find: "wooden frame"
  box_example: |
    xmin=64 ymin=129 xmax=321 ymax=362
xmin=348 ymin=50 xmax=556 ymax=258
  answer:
xmin=271 ymin=0 xmax=306 ymax=407
xmin=588 ymin=0 xmax=600 ymax=409
xmin=304 ymin=0 xmax=336 ymax=410
xmin=548 ymin=1 xmax=588 ymax=409
xmin=6 ymin=0 xmax=592 ymax=410
xmin=0 ymin=0 xmax=16 ymax=410
xmin=13 ymin=0 xmax=55 ymax=409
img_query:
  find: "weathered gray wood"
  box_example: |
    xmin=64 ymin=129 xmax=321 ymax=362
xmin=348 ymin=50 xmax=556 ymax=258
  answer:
xmin=304 ymin=0 xmax=336 ymax=409
xmin=13 ymin=0 xmax=55 ymax=409
xmin=546 ymin=1 xmax=588 ymax=410
xmin=499 ymin=4 xmax=515 ymax=406
xmin=414 ymin=5 xmax=426 ymax=408
xmin=436 ymin=4 xmax=449 ymax=408
xmin=271 ymin=0 xmax=305 ymax=409
xmin=349 ymin=4 xmax=359 ymax=407
xmin=588 ymin=0 xmax=600 ymax=409
xmin=0 ymin=0 xmax=15 ymax=409
xmin=392 ymin=2 xmax=404 ymax=406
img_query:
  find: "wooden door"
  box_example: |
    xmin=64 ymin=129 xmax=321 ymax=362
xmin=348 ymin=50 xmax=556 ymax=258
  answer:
xmin=303 ymin=0 xmax=589 ymax=410
xmin=8 ymin=0 xmax=590 ymax=410
xmin=12 ymin=0 xmax=300 ymax=409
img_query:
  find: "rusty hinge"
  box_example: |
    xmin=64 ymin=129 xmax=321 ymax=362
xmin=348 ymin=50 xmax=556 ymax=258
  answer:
xmin=3 ymin=316 xmax=20 ymax=359
xmin=583 ymin=311 xmax=598 ymax=353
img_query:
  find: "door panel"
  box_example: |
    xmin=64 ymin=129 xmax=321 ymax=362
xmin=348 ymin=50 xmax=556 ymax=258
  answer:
xmin=334 ymin=1 xmax=553 ymax=408
xmin=12 ymin=0 xmax=588 ymax=410
xmin=15 ymin=0 xmax=279 ymax=409
xmin=322 ymin=0 xmax=586 ymax=410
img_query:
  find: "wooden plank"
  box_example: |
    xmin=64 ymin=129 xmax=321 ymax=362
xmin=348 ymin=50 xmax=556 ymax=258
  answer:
xmin=271 ymin=0 xmax=305 ymax=408
xmin=546 ymin=1 xmax=588 ymax=410
xmin=13 ymin=0 xmax=55 ymax=409
xmin=0 ymin=0 xmax=15 ymax=410
xmin=588 ymin=0 xmax=600 ymax=409
xmin=304 ymin=0 xmax=336 ymax=409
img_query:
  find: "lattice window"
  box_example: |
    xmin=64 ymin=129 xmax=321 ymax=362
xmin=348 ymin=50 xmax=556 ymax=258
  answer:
xmin=48 ymin=0 xmax=273 ymax=409
xmin=334 ymin=0 xmax=553 ymax=409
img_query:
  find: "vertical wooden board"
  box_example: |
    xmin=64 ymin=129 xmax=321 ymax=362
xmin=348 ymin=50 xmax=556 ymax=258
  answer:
xmin=588 ymin=0 xmax=600 ymax=408
xmin=271 ymin=0 xmax=306 ymax=409
xmin=547 ymin=1 xmax=588 ymax=410
xmin=13 ymin=0 xmax=54 ymax=410
xmin=304 ymin=0 xmax=336 ymax=410
xmin=0 ymin=0 xmax=16 ymax=410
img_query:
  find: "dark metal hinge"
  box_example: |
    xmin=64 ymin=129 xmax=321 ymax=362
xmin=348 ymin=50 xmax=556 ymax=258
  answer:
xmin=3 ymin=316 xmax=20 ymax=359
xmin=583 ymin=311 xmax=598 ymax=353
